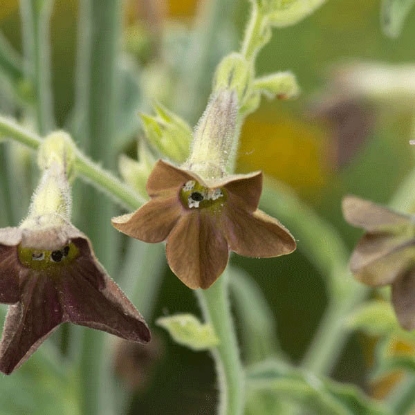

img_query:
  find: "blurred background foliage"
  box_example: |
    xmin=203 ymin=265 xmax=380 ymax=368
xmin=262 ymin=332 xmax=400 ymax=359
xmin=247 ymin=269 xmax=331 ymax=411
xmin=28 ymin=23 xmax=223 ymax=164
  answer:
xmin=1 ymin=0 xmax=415 ymax=414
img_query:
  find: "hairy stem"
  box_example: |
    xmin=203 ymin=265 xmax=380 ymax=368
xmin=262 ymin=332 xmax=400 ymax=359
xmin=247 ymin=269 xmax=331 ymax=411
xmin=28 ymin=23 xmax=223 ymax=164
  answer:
xmin=0 ymin=116 xmax=144 ymax=210
xmin=196 ymin=271 xmax=244 ymax=415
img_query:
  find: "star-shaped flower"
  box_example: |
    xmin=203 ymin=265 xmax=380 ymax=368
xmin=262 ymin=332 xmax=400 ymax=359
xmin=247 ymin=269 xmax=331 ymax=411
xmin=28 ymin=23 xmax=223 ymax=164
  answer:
xmin=112 ymin=160 xmax=296 ymax=289
xmin=342 ymin=195 xmax=415 ymax=330
xmin=0 ymin=215 xmax=150 ymax=374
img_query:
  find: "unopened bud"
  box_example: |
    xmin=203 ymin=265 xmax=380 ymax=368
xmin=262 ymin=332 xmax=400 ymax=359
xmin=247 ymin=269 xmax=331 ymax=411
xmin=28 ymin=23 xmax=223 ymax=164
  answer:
xmin=185 ymin=89 xmax=238 ymax=179
xmin=213 ymin=53 xmax=253 ymax=105
xmin=37 ymin=131 xmax=76 ymax=180
xmin=140 ymin=103 xmax=192 ymax=163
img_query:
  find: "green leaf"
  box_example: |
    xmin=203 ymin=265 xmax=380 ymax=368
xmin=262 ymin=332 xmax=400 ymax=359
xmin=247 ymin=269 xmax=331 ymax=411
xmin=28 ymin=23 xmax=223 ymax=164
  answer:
xmin=246 ymin=360 xmax=392 ymax=415
xmin=381 ymin=0 xmax=415 ymax=38
xmin=157 ymin=314 xmax=220 ymax=351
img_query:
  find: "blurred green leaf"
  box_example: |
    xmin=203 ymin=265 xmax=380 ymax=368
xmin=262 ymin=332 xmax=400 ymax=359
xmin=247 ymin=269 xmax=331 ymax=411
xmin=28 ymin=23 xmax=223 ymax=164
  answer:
xmin=157 ymin=313 xmax=219 ymax=351
xmin=381 ymin=0 xmax=415 ymax=38
xmin=247 ymin=359 xmax=392 ymax=415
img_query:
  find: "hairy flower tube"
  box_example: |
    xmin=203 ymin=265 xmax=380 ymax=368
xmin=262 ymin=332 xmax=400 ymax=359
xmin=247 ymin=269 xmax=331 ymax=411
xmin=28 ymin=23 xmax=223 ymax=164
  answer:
xmin=0 ymin=132 xmax=150 ymax=374
xmin=343 ymin=195 xmax=415 ymax=330
xmin=112 ymin=90 xmax=296 ymax=289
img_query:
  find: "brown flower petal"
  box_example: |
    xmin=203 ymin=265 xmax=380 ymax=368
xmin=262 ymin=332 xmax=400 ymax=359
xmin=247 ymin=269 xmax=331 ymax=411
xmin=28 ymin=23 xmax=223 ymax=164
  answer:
xmin=392 ymin=267 xmax=415 ymax=330
xmin=166 ymin=212 xmax=229 ymax=289
xmin=342 ymin=196 xmax=410 ymax=232
xmin=220 ymin=171 xmax=263 ymax=212
xmin=146 ymin=160 xmax=193 ymax=196
xmin=112 ymin=195 xmax=182 ymax=242
xmin=0 ymin=275 xmax=63 ymax=374
xmin=223 ymin=206 xmax=296 ymax=258
xmin=350 ymin=233 xmax=415 ymax=285
xmin=62 ymin=238 xmax=150 ymax=342
xmin=0 ymin=245 xmax=20 ymax=304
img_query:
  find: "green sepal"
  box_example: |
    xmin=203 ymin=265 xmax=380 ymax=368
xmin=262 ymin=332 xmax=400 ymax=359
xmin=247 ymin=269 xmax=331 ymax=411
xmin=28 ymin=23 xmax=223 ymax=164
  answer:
xmin=157 ymin=314 xmax=220 ymax=351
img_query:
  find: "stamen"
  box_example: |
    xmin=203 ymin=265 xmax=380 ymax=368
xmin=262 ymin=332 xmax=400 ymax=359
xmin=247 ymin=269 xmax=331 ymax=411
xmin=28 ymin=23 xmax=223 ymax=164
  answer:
xmin=32 ymin=252 xmax=45 ymax=261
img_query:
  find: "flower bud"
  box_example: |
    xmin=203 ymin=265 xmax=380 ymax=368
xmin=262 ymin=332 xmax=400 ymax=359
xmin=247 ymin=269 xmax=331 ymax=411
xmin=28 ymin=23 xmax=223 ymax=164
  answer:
xmin=213 ymin=53 xmax=253 ymax=105
xmin=254 ymin=71 xmax=300 ymax=100
xmin=140 ymin=103 xmax=192 ymax=163
xmin=37 ymin=131 xmax=76 ymax=179
xmin=185 ymin=89 xmax=238 ymax=179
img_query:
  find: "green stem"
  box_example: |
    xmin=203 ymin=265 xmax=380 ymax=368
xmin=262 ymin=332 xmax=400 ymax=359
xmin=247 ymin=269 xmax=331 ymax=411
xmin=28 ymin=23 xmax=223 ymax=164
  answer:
xmin=20 ymin=0 xmax=55 ymax=134
xmin=0 ymin=115 xmax=144 ymax=210
xmin=0 ymin=32 xmax=24 ymax=85
xmin=74 ymin=1 xmax=122 ymax=414
xmin=240 ymin=3 xmax=269 ymax=63
xmin=301 ymin=285 xmax=368 ymax=374
xmin=196 ymin=271 xmax=244 ymax=415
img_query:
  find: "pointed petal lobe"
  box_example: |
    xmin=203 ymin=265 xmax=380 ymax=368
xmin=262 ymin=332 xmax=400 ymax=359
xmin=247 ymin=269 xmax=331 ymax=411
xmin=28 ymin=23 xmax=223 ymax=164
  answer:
xmin=0 ymin=274 xmax=63 ymax=374
xmin=61 ymin=250 xmax=150 ymax=343
xmin=342 ymin=195 xmax=410 ymax=232
xmin=223 ymin=206 xmax=296 ymax=258
xmin=166 ymin=212 xmax=229 ymax=289
xmin=146 ymin=160 xmax=194 ymax=196
xmin=112 ymin=195 xmax=182 ymax=242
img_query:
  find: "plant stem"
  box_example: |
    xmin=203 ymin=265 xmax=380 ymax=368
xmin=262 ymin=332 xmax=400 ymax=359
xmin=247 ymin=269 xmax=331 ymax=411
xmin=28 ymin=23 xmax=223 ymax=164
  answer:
xmin=74 ymin=1 xmax=122 ymax=414
xmin=301 ymin=285 xmax=368 ymax=374
xmin=196 ymin=270 xmax=244 ymax=415
xmin=20 ymin=0 xmax=55 ymax=134
xmin=0 ymin=33 xmax=24 ymax=86
xmin=241 ymin=2 xmax=269 ymax=63
xmin=0 ymin=115 xmax=144 ymax=210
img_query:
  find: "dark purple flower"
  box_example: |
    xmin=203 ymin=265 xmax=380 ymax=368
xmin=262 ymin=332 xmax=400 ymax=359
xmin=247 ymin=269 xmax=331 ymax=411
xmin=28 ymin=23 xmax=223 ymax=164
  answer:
xmin=0 ymin=217 xmax=150 ymax=374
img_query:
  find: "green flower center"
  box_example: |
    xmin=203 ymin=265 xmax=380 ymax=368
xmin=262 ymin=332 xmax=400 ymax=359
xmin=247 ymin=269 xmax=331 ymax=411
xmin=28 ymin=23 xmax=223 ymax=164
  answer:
xmin=18 ymin=241 xmax=80 ymax=271
xmin=180 ymin=180 xmax=226 ymax=210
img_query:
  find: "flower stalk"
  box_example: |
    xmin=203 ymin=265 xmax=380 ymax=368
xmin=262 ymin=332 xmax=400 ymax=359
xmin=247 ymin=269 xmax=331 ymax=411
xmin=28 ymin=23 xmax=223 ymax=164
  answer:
xmin=196 ymin=272 xmax=245 ymax=415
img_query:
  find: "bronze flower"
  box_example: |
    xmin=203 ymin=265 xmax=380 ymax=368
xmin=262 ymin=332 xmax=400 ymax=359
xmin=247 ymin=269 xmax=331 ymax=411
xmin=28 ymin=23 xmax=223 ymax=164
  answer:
xmin=0 ymin=216 xmax=150 ymax=374
xmin=343 ymin=195 xmax=415 ymax=330
xmin=112 ymin=160 xmax=296 ymax=289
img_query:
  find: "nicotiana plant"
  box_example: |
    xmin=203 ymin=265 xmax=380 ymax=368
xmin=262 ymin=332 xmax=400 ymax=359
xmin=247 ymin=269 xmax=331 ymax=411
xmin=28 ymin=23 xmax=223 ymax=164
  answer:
xmin=1 ymin=0 xmax=415 ymax=414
